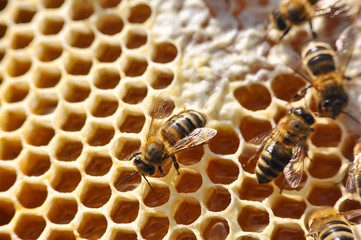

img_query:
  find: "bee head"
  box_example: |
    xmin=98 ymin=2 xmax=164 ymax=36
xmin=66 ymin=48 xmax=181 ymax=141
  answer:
xmin=292 ymin=107 xmax=315 ymax=126
xmin=133 ymin=156 xmax=156 ymax=176
xmin=320 ymin=93 xmax=348 ymax=119
xmin=271 ymin=9 xmax=288 ymax=31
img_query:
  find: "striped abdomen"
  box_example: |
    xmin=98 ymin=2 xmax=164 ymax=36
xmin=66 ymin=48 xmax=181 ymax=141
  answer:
xmin=317 ymin=216 xmax=354 ymax=240
xmin=256 ymin=140 xmax=292 ymax=184
xmin=161 ymin=110 xmax=207 ymax=146
xmin=302 ymin=41 xmax=336 ymax=76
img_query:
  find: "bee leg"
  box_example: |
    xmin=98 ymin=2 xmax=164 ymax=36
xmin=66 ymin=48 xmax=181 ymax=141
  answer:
xmin=344 ymin=75 xmax=351 ymax=81
xmin=279 ymin=181 xmax=287 ymax=194
xmin=280 ymin=26 xmax=291 ymax=40
xmin=293 ymin=85 xmax=312 ymax=101
xmin=129 ymin=151 xmax=141 ymax=160
xmin=158 ymin=166 xmax=164 ymax=175
xmin=309 ymin=20 xmax=317 ymax=39
xmin=171 ymin=155 xmax=180 ymax=175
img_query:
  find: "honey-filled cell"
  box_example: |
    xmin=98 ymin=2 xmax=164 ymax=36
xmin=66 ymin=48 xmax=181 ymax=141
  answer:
xmin=271 ymin=224 xmax=305 ymax=240
xmin=17 ymin=182 xmax=47 ymax=208
xmin=0 ymin=166 xmax=16 ymax=191
xmin=234 ymin=83 xmax=272 ymax=111
xmin=201 ymin=217 xmax=230 ymax=240
xmin=76 ymin=213 xmax=107 ymax=239
xmin=177 ymin=145 xmax=204 ymax=166
xmin=14 ymin=214 xmax=46 ymax=240
xmin=311 ymin=122 xmax=342 ymax=148
xmin=143 ymin=183 xmax=170 ymax=208
xmin=84 ymin=152 xmax=112 ymax=176
xmin=112 ymin=137 xmax=141 ymax=160
xmin=238 ymin=176 xmax=273 ymax=201
xmin=173 ymin=168 xmax=202 ymax=193
xmin=238 ymin=206 xmax=269 ymax=232
xmin=0 ymin=199 xmax=15 ymax=226
xmin=47 ymin=230 xmax=75 ymax=240
xmin=206 ymin=158 xmax=239 ymax=184
xmin=128 ymin=3 xmax=152 ymax=23
xmin=204 ymin=186 xmax=231 ymax=212
xmin=80 ymin=182 xmax=111 ymax=208
xmin=110 ymin=197 xmax=139 ymax=224
xmin=271 ymin=73 xmax=306 ymax=102
xmin=170 ymin=229 xmax=197 ymax=240
xmin=208 ymin=126 xmax=240 ymax=155
xmin=270 ymin=195 xmax=306 ymax=219
xmin=308 ymin=153 xmax=341 ymax=179
xmin=140 ymin=213 xmax=169 ymax=240
xmin=172 ymin=197 xmax=201 ymax=225
xmin=46 ymin=197 xmax=77 ymax=224
xmin=306 ymin=183 xmax=342 ymax=206
xmin=111 ymin=229 xmax=137 ymax=240
xmin=114 ymin=169 xmax=141 ymax=193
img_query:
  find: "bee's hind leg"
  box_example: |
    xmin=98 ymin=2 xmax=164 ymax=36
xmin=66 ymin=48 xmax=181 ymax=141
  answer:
xmin=158 ymin=166 xmax=164 ymax=175
xmin=171 ymin=155 xmax=180 ymax=175
xmin=309 ymin=20 xmax=317 ymax=39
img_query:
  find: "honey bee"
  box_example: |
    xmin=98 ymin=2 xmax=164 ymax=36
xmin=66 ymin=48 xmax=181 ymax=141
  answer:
xmin=265 ymin=0 xmax=356 ymax=41
xmin=307 ymin=207 xmax=361 ymax=240
xmin=285 ymin=25 xmax=359 ymax=122
xmin=346 ymin=136 xmax=361 ymax=200
xmin=118 ymin=95 xmax=217 ymax=193
xmin=242 ymin=107 xmax=315 ymax=188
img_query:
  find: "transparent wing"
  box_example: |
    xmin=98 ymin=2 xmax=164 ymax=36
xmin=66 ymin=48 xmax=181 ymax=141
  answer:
xmin=284 ymin=138 xmax=307 ymax=188
xmin=335 ymin=25 xmax=356 ymax=74
xmin=168 ymin=128 xmax=217 ymax=156
xmin=311 ymin=0 xmax=357 ymax=18
xmin=146 ymin=94 xmax=175 ymax=141
xmin=346 ymin=157 xmax=361 ymax=194
xmin=340 ymin=209 xmax=361 ymax=221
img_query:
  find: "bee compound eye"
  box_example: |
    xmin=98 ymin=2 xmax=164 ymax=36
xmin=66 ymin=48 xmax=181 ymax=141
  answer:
xmin=134 ymin=157 xmax=141 ymax=165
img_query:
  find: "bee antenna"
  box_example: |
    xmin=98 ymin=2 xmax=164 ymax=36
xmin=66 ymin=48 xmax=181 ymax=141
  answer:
xmin=341 ymin=111 xmax=360 ymax=124
xmin=117 ymin=171 xmax=140 ymax=186
xmin=260 ymin=26 xmax=272 ymax=44
xmin=141 ymin=174 xmax=156 ymax=194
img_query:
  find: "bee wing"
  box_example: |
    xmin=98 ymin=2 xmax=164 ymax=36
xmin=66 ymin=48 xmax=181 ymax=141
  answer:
xmin=168 ymin=128 xmax=217 ymax=156
xmin=283 ymin=139 xmax=307 ymax=188
xmin=346 ymin=159 xmax=361 ymax=194
xmin=311 ymin=0 xmax=357 ymax=18
xmin=335 ymin=25 xmax=356 ymax=75
xmin=340 ymin=209 xmax=361 ymax=221
xmin=146 ymin=94 xmax=175 ymax=141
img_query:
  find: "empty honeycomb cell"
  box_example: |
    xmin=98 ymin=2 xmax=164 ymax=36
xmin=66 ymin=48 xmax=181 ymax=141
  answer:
xmin=98 ymin=0 xmax=121 ymax=8
xmin=71 ymin=1 xmax=94 ymax=21
xmin=207 ymin=158 xmax=239 ymax=184
xmin=0 ymin=233 xmax=10 ymax=240
xmin=111 ymin=230 xmax=137 ymax=240
xmin=51 ymin=167 xmax=81 ymax=192
xmin=113 ymin=137 xmax=141 ymax=160
xmin=110 ymin=197 xmax=139 ymax=223
xmin=123 ymin=56 xmax=148 ymax=77
xmin=42 ymin=0 xmax=64 ymax=8
xmin=54 ymin=137 xmax=83 ymax=161
xmin=119 ymin=112 xmax=145 ymax=133
xmin=152 ymin=42 xmax=178 ymax=63
xmin=0 ymin=166 xmax=16 ymax=191
xmin=17 ymin=182 xmax=47 ymax=208
xmin=0 ymin=136 xmax=22 ymax=160
xmin=63 ymin=81 xmax=91 ymax=102
xmin=311 ymin=122 xmax=342 ymax=148
xmin=238 ymin=206 xmax=269 ymax=232
xmin=0 ymin=50 xmax=4 ymax=63
xmin=29 ymin=93 xmax=58 ymax=115
xmin=47 ymin=230 xmax=75 ymax=240
xmin=174 ymin=169 xmax=202 ymax=193
xmin=208 ymin=126 xmax=240 ymax=155
xmin=96 ymin=42 xmax=122 ymax=62
xmin=91 ymin=95 xmax=118 ymax=117
xmin=0 ymin=1 xmax=7 ymax=11
xmin=115 ymin=169 xmax=141 ymax=192
xmin=14 ymin=6 xmax=36 ymax=24
xmin=0 ymin=200 xmax=15 ymax=226
xmin=36 ymin=42 xmax=63 ymax=62
xmin=94 ymin=68 xmax=120 ymax=89
xmin=11 ymin=31 xmax=34 ymax=49
xmin=341 ymin=134 xmax=358 ymax=161
xmin=143 ymin=183 xmax=170 ymax=207
xmin=270 ymin=224 xmax=305 ymax=240
xmin=3 ymin=81 xmax=29 ymax=103
xmin=307 ymin=183 xmax=342 ymax=206
xmin=80 ymin=182 xmax=111 ymax=208
xmin=24 ymin=122 xmax=55 ymax=146
xmin=46 ymin=197 xmax=77 ymax=224
xmin=271 ymin=195 xmax=306 ymax=219
xmin=150 ymin=67 xmax=174 ymax=89
xmin=204 ymin=186 xmax=231 ymax=212
xmin=33 ymin=66 xmax=61 ymax=88
xmin=0 ymin=24 xmax=6 ymax=39
xmin=14 ymin=214 xmax=46 ymax=239
xmin=128 ymin=3 xmax=152 ymax=23
xmin=86 ymin=123 xmax=115 ymax=146
xmin=7 ymin=55 xmax=32 ymax=77
xmin=76 ymin=213 xmax=107 ymax=239
xmin=201 ymin=217 xmax=229 ymax=240
xmin=239 ymin=116 xmax=272 ymax=142
xmin=177 ymin=145 xmax=204 ymax=166
xmin=68 ymin=28 xmax=95 ymax=48
xmin=140 ymin=214 xmax=169 ymax=240
xmin=65 ymin=56 xmax=92 ymax=75
xmin=237 ymin=237 xmax=260 ymax=240
xmin=170 ymin=229 xmax=197 ymax=240
xmin=271 ymin=73 xmax=306 ymax=101
xmin=59 ymin=108 xmax=86 ymax=132
xmin=122 ymin=84 xmax=148 ymax=104
xmin=20 ymin=151 xmax=50 ymax=176
xmin=84 ymin=152 xmax=112 ymax=176
xmin=125 ymin=28 xmax=148 ymax=49
xmin=238 ymin=176 xmax=273 ymax=201
xmin=97 ymin=14 xmax=123 ymax=35
xmin=39 ymin=16 xmax=64 ymax=35
xmin=308 ymin=153 xmax=341 ymax=179
xmin=0 ymin=108 xmax=26 ymax=131
xmin=172 ymin=197 xmax=201 ymax=225
xmin=234 ymin=83 xmax=272 ymax=111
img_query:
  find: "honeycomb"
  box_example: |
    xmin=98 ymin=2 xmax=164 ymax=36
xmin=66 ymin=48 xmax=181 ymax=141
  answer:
xmin=0 ymin=0 xmax=360 ymax=239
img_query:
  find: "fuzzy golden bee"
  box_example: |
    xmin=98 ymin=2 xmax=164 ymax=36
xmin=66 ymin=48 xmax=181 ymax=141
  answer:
xmin=346 ymin=136 xmax=361 ymax=200
xmin=118 ymin=95 xmax=217 ymax=193
xmin=265 ymin=0 xmax=355 ymax=41
xmin=285 ymin=25 xmax=358 ymax=122
xmin=307 ymin=207 xmax=361 ymax=240
xmin=242 ymin=107 xmax=315 ymax=188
